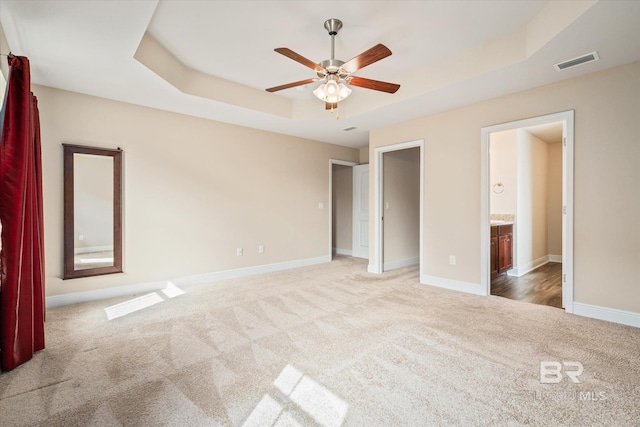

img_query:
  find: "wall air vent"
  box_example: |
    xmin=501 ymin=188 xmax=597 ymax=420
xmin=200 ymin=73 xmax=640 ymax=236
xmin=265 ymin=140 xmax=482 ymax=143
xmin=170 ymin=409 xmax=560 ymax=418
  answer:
xmin=554 ymin=51 xmax=600 ymax=71
xmin=342 ymin=126 xmax=358 ymax=132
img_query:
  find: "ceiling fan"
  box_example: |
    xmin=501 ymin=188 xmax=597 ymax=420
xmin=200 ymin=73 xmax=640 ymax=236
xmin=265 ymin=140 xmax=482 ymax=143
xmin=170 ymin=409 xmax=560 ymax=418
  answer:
xmin=266 ymin=19 xmax=400 ymax=110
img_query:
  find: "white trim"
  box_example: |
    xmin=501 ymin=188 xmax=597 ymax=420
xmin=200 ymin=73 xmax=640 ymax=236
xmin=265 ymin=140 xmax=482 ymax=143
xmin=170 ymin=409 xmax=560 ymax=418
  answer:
xmin=562 ymin=114 xmax=575 ymax=313
xmin=74 ymin=245 xmax=113 ymax=254
xmin=573 ymin=303 xmax=640 ymax=328
xmin=329 ymin=159 xmax=359 ymax=260
xmin=480 ymin=111 xmax=574 ymax=313
xmin=421 ymin=275 xmax=484 ymax=296
xmin=46 ymin=255 xmax=331 ymax=308
xmin=331 ymin=159 xmax=359 ymax=167
xmin=507 ymin=255 xmax=549 ymax=277
xmin=373 ymin=139 xmax=424 ymax=277
xmin=384 ymin=256 xmax=419 ymax=271
xmin=548 ymin=254 xmax=562 ymax=263
xmin=333 ymin=248 xmax=353 ymax=256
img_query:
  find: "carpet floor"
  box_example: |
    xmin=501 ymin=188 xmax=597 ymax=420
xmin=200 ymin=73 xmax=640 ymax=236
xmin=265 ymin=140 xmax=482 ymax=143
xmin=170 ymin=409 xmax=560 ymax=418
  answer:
xmin=1 ymin=256 xmax=638 ymax=426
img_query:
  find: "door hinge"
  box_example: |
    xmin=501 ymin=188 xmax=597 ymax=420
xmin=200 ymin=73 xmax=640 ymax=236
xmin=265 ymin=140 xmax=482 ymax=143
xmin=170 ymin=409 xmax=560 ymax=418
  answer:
xmin=563 ymin=205 xmax=566 ymax=214
xmin=563 ymin=273 xmax=566 ymax=283
xmin=563 ymin=137 xmax=566 ymax=146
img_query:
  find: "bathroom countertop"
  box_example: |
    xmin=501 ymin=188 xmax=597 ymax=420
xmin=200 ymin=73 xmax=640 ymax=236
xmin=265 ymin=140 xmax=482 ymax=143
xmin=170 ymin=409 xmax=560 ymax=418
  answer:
xmin=490 ymin=220 xmax=513 ymax=226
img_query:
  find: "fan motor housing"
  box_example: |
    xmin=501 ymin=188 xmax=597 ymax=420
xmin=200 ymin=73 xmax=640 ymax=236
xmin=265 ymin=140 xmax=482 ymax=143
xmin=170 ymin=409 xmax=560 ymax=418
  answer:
xmin=318 ymin=59 xmax=345 ymax=77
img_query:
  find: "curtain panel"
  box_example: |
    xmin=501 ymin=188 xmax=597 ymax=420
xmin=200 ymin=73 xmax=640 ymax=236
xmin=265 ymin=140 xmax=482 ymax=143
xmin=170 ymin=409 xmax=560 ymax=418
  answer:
xmin=0 ymin=55 xmax=45 ymax=371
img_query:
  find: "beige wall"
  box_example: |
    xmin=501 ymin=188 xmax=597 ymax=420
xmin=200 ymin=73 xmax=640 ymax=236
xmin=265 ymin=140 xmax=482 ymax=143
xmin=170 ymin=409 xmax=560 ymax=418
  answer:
xmin=383 ymin=147 xmax=420 ymax=266
xmin=36 ymin=85 xmax=359 ymax=297
xmin=332 ymin=164 xmax=353 ymax=253
xmin=547 ymin=142 xmax=563 ymax=256
xmin=359 ymin=147 xmax=369 ymax=164
xmin=370 ymin=61 xmax=640 ymax=313
xmin=490 ymin=129 xmax=517 ymax=215
xmin=516 ymin=129 xmax=549 ymax=266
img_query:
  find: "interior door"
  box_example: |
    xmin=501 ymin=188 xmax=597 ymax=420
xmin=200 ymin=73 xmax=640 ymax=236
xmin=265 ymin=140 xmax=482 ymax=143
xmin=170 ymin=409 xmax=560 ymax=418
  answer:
xmin=352 ymin=164 xmax=369 ymax=259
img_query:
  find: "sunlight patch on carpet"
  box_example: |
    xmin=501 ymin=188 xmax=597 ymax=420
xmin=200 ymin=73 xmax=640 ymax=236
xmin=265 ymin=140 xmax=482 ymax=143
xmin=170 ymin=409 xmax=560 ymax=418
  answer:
xmin=78 ymin=257 xmax=114 ymax=264
xmin=242 ymin=394 xmax=287 ymax=427
xmin=161 ymin=282 xmax=186 ymax=299
xmin=104 ymin=293 xmax=164 ymax=320
xmin=243 ymin=364 xmax=348 ymax=427
xmin=104 ymin=282 xmax=185 ymax=320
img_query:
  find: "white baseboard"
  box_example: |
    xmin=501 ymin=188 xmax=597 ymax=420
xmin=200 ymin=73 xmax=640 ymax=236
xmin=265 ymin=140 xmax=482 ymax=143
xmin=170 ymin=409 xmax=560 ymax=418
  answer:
xmin=46 ymin=280 xmax=167 ymax=308
xmin=421 ymin=275 xmax=485 ymax=296
xmin=46 ymin=255 xmax=331 ymax=309
xmin=573 ymin=302 xmax=640 ymax=328
xmin=333 ymin=248 xmax=353 ymax=256
xmin=548 ymin=254 xmax=562 ymax=263
xmin=508 ymin=255 xmax=550 ymax=277
xmin=74 ymin=245 xmax=113 ymax=255
xmin=367 ymin=264 xmax=378 ymax=274
xmin=384 ymin=256 xmax=419 ymax=271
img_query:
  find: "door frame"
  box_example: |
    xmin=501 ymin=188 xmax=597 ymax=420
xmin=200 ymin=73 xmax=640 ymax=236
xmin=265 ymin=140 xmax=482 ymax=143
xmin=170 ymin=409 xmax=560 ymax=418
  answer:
xmin=480 ymin=110 xmax=574 ymax=312
xmin=372 ymin=139 xmax=425 ymax=276
xmin=329 ymin=159 xmax=358 ymax=258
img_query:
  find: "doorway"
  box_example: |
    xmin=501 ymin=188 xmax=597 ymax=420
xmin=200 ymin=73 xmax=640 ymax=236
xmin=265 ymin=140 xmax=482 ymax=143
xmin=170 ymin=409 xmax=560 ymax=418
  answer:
xmin=329 ymin=160 xmax=358 ymax=259
xmin=480 ymin=111 xmax=574 ymax=313
xmin=372 ymin=140 xmax=425 ymax=276
xmin=382 ymin=148 xmax=421 ymax=271
xmin=488 ymin=123 xmax=563 ymax=308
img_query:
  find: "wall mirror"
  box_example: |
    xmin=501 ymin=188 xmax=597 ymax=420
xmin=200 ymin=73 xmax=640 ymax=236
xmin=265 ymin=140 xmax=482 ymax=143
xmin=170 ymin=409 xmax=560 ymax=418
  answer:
xmin=63 ymin=144 xmax=122 ymax=279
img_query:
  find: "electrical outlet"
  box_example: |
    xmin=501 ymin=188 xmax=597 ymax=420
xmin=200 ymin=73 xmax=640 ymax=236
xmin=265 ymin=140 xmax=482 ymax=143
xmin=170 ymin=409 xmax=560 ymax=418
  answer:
xmin=237 ymin=248 xmax=243 ymax=256
xmin=78 ymin=234 xmax=84 ymax=241
xmin=258 ymin=245 xmax=264 ymax=254
xmin=449 ymin=255 xmax=456 ymax=265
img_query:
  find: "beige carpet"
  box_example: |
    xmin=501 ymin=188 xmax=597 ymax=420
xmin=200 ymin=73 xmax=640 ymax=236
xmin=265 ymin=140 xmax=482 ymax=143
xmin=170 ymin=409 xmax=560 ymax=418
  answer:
xmin=1 ymin=256 xmax=638 ymax=426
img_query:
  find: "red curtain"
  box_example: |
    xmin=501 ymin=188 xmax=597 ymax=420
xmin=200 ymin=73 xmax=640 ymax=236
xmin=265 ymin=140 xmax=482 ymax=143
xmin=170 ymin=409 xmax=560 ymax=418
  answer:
xmin=0 ymin=55 xmax=45 ymax=371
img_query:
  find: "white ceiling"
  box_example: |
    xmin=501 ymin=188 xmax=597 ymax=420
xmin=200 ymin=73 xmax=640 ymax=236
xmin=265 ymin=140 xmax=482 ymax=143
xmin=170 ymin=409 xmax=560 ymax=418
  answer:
xmin=1 ymin=1 xmax=639 ymax=148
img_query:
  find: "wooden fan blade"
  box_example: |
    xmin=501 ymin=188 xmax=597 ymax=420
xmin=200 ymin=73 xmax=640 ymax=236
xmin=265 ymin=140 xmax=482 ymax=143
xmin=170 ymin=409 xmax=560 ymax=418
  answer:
xmin=275 ymin=48 xmax=324 ymax=72
xmin=266 ymin=78 xmax=316 ymax=92
xmin=326 ymin=102 xmax=338 ymax=110
xmin=341 ymin=44 xmax=392 ymax=73
xmin=347 ymin=76 xmax=400 ymax=94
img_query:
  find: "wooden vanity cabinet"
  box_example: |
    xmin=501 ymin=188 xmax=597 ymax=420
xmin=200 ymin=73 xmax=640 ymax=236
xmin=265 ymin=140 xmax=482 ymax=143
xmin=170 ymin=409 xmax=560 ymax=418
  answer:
xmin=491 ymin=224 xmax=513 ymax=278
xmin=490 ymin=227 xmax=498 ymax=277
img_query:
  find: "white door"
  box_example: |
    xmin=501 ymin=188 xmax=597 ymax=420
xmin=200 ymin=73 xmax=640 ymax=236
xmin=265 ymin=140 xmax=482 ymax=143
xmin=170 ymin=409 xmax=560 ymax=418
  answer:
xmin=352 ymin=164 xmax=369 ymax=259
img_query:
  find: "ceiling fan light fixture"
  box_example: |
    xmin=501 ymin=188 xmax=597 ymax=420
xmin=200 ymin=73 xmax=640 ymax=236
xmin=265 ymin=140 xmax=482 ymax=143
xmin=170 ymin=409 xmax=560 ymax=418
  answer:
xmin=267 ymin=18 xmax=399 ymax=109
xmin=313 ymin=78 xmax=351 ymax=103
xmin=324 ymin=79 xmax=339 ymax=96
xmin=338 ymin=83 xmax=351 ymax=99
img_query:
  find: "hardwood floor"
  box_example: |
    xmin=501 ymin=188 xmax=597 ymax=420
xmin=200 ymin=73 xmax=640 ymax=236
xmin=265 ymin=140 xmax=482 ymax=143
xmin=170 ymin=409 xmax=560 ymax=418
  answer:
xmin=491 ymin=262 xmax=562 ymax=309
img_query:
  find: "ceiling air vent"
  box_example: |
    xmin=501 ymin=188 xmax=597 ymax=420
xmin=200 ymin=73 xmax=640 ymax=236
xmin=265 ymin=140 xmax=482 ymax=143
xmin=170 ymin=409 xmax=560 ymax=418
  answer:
xmin=554 ymin=51 xmax=599 ymax=71
xmin=342 ymin=126 xmax=358 ymax=132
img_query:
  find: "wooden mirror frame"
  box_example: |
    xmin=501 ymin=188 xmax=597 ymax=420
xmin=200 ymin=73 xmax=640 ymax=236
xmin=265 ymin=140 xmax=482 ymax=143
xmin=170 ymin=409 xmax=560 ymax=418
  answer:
xmin=63 ymin=144 xmax=123 ymax=279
